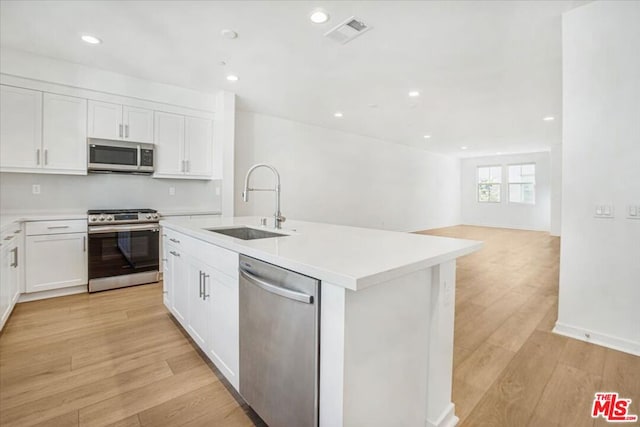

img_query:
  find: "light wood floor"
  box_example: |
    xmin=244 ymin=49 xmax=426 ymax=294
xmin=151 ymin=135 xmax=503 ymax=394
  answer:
xmin=419 ymin=225 xmax=639 ymax=427
xmin=0 ymin=225 xmax=637 ymax=426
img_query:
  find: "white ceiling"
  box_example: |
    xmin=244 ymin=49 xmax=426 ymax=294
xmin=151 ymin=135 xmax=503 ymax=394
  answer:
xmin=0 ymin=1 xmax=586 ymax=157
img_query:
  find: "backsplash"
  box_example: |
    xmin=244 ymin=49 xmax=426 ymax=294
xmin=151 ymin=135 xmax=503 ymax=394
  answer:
xmin=0 ymin=172 xmax=222 ymax=213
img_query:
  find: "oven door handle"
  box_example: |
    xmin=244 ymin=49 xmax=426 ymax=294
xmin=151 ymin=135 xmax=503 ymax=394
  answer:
xmin=89 ymin=224 xmax=160 ymax=234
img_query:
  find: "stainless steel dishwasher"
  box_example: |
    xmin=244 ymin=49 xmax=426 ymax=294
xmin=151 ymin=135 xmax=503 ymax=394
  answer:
xmin=239 ymin=255 xmax=320 ymax=427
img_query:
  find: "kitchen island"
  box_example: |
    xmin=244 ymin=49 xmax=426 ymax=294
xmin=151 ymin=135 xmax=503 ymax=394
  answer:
xmin=160 ymin=216 xmax=482 ymax=427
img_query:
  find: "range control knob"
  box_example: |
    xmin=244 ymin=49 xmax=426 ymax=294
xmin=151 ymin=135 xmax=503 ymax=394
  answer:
xmin=89 ymin=215 xmax=97 ymax=222
xmin=146 ymin=214 xmax=152 ymax=219
xmin=106 ymin=215 xmax=114 ymax=221
xmin=99 ymin=215 xmax=106 ymax=222
xmin=152 ymin=213 xmax=159 ymax=219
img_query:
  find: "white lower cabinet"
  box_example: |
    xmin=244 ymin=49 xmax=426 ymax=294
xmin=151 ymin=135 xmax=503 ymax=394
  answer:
xmin=25 ymin=220 xmax=87 ymax=293
xmin=0 ymin=224 xmax=22 ymax=331
xmin=162 ymin=229 xmax=239 ymax=390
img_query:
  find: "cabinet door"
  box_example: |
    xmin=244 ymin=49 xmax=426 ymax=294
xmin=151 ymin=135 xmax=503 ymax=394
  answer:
xmin=169 ymin=246 xmax=189 ymax=326
xmin=161 ymin=236 xmax=171 ymax=308
xmin=123 ymin=105 xmax=153 ymax=143
xmin=208 ymin=270 xmax=239 ymax=390
xmin=88 ymin=100 xmax=123 ymax=140
xmin=0 ymin=85 xmax=42 ymax=170
xmin=25 ymin=233 xmax=87 ymax=293
xmin=42 ymin=93 xmax=87 ymax=173
xmin=188 ymin=261 xmax=210 ymax=350
xmin=184 ymin=116 xmax=213 ymax=178
xmin=154 ymin=111 xmax=185 ymax=176
xmin=0 ymin=244 xmax=11 ymax=330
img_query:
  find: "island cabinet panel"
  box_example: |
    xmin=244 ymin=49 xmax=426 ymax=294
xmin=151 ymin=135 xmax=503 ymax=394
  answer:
xmin=161 ymin=228 xmax=239 ymax=390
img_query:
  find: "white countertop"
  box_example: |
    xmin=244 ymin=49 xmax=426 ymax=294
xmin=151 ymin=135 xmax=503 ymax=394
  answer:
xmin=161 ymin=216 xmax=482 ymax=291
xmin=0 ymin=211 xmax=87 ymax=232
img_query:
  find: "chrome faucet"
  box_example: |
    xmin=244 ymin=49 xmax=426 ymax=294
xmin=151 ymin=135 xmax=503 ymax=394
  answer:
xmin=242 ymin=164 xmax=286 ymax=229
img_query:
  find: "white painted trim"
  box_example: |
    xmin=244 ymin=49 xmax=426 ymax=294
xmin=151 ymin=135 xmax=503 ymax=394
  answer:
xmin=426 ymin=402 xmax=459 ymax=427
xmin=553 ymin=322 xmax=640 ymax=356
xmin=18 ymin=285 xmax=87 ymax=302
xmin=0 ymin=166 xmax=87 ymax=175
xmin=461 ymin=222 xmax=550 ymax=232
xmin=0 ymin=75 xmax=215 ymax=120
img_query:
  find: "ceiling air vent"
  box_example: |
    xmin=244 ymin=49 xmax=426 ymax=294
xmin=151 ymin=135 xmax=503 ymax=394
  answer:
xmin=324 ymin=17 xmax=372 ymax=44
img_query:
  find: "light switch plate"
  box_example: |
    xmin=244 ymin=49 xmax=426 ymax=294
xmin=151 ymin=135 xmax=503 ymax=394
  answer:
xmin=594 ymin=204 xmax=614 ymax=219
xmin=32 ymin=184 xmax=40 ymax=195
xmin=628 ymin=205 xmax=640 ymax=220
xmin=169 ymin=187 xmax=175 ymax=196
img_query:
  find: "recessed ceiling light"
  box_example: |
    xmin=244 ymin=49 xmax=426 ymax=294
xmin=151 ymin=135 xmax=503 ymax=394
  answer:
xmin=226 ymin=75 xmax=239 ymax=82
xmin=81 ymin=34 xmax=102 ymax=44
xmin=461 ymin=146 xmax=468 ymax=150
xmin=334 ymin=112 xmax=343 ymax=118
xmin=408 ymin=91 xmax=420 ymax=97
xmin=543 ymin=116 xmax=555 ymax=121
xmin=309 ymin=9 xmax=330 ymax=24
xmin=221 ymin=29 xmax=238 ymax=39
xmin=423 ymin=135 xmax=431 ymax=139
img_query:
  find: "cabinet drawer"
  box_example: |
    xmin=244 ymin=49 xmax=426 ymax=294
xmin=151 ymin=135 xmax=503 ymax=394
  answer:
xmin=163 ymin=228 xmax=238 ymax=278
xmin=26 ymin=219 xmax=87 ymax=236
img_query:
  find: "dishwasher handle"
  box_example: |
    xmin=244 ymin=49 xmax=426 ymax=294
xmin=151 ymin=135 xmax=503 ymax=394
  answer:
xmin=240 ymin=269 xmax=314 ymax=304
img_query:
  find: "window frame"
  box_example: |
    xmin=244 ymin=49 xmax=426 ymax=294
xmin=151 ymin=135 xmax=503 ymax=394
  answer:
xmin=476 ymin=165 xmax=502 ymax=203
xmin=507 ymin=163 xmax=536 ymax=205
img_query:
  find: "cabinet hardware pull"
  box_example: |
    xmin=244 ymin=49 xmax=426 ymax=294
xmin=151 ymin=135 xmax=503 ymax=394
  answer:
xmin=162 ymin=258 xmax=168 ymax=262
xmin=186 ymin=160 xmax=190 ymax=173
xmin=202 ymin=273 xmax=210 ymax=300
xmin=44 ymin=149 xmax=48 ymax=165
xmin=36 ymin=149 xmax=40 ymax=165
xmin=199 ymin=271 xmax=204 ymax=298
xmin=169 ymin=250 xmax=180 ymax=257
xmin=83 ymin=236 xmax=86 ymax=252
xmin=14 ymin=230 xmax=21 ymax=234
xmin=11 ymin=247 xmax=18 ymax=268
xmin=163 ymin=291 xmax=168 ymax=294
xmin=47 ymin=225 xmax=70 ymax=229
xmin=169 ymin=238 xmax=180 ymax=243
xmin=119 ymin=124 xmax=123 ymax=138
xmin=4 ymin=236 xmax=14 ymax=241
xmin=125 ymin=124 xmax=129 ymax=138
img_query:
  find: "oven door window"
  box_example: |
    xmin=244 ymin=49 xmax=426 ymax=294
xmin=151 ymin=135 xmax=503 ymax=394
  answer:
xmin=90 ymin=145 xmax=137 ymax=166
xmin=89 ymin=229 xmax=159 ymax=279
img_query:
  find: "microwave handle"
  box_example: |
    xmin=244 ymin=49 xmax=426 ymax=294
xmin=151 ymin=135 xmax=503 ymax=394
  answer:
xmin=137 ymin=145 xmax=141 ymax=168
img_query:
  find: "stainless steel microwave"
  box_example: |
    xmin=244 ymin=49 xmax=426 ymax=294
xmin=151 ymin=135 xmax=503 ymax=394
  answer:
xmin=88 ymin=139 xmax=154 ymax=174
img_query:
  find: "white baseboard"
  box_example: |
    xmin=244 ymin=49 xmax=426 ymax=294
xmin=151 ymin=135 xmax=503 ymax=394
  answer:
xmin=427 ymin=403 xmax=459 ymax=427
xmin=553 ymin=322 xmax=640 ymax=356
xmin=18 ymin=285 xmax=87 ymax=303
xmin=460 ymin=222 xmax=550 ymax=232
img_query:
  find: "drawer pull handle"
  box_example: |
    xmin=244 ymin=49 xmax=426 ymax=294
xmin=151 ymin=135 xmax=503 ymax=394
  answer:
xmin=47 ymin=225 xmax=70 ymax=229
xmin=169 ymin=251 xmax=180 ymax=257
xmin=169 ymin=238 xmax=180 ymax=243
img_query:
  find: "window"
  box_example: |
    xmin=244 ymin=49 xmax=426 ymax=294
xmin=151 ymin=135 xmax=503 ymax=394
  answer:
xmin=508 ymin=163 xmax=536 ymax=204
xmin=477 ymin=166 xmax=502 ymax=202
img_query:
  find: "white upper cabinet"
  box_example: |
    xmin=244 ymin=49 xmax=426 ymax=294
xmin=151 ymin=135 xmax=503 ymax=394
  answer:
xmin=154 ymin=112 xmax=214 ymax=179
xmin=1 ymin=86 xmax=86 ymax=175
xmin=123 ymin=105 xmax=154 ymax=143
xmin=185 ymin=116 xmax=213 ymax=178
xmin=42 ymin=93 xmax=87 ymax=173
xmin=0 ymin=85 xmax=42 ymax=170
xmin=88 ymin=100 xmax=122 ymax=140
xmin=154 ymin=111 xmax=185 ymax=176
xmin=88 ymin=100 xmax=153 ymax=143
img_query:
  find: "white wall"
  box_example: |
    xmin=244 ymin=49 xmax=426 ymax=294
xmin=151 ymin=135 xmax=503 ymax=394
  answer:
xmin=460 ymin=152 xmax=551 ymax=231
xmin=549 ymin=144 xmax=562 ymax=236
xmin=0 ymin=172 xmax=221 ymax=213
xmin=557 ymin=0 xmax=640 ymax=355
xmin=234 ymin=112 xmax=461 ymax=232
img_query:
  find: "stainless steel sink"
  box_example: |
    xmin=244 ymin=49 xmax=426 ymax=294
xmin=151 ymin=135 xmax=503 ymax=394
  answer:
xmin=205 ymin=226 xmax=287 ymax=240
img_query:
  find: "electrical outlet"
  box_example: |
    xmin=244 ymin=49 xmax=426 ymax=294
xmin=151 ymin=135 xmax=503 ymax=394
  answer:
xmin=32 ymin=184 xmax=41 ymax=195
xmin=169 ymin=187 xmax=175 ymax=196
xmin=628 ymin=205 xmax=640 ymax=220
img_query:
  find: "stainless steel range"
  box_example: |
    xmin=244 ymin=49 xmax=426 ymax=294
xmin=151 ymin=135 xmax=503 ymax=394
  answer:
xmin=87 ymin=209 xmax=160 ymax=292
